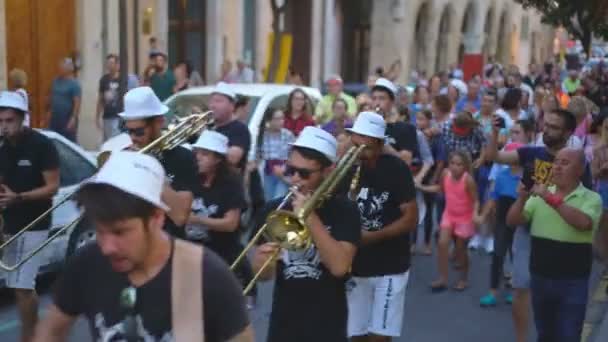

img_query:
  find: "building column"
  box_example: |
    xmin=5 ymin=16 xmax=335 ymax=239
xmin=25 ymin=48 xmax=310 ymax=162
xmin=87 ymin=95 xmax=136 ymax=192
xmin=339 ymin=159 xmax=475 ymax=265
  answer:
xmin=309 ymin=0 xmax=323 ymax=88
xmin=322 ymin=0 xmax=340 ymax=80
xmin=424 ymin=9 xmax=440 ymax=77
xmin=76 ymin=0 xmax=105 ymax=149
xmin=206 ymin=0 xmax=223 ymax=84
xmin=154 ymin=0 xmax=169 ymax=54
xmin=0 ymin=0 xmax=6 ymax=89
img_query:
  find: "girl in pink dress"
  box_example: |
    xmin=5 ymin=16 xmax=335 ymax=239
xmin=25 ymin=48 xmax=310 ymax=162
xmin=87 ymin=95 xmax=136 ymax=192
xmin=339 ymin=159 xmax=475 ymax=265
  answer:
xmin=417 ymin=150 xmax=481 ymax=292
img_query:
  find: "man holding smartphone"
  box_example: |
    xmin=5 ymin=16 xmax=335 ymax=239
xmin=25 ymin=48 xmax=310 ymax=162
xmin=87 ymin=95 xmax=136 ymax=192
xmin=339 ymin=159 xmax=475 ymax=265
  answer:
xmin=486 ymin=108 xmax=590 ymax=342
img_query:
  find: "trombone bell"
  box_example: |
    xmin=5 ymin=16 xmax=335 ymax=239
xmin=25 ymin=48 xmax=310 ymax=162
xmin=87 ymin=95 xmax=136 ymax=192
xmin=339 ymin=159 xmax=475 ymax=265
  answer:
xmin=264 ymin=210 xmax=311 ymax=251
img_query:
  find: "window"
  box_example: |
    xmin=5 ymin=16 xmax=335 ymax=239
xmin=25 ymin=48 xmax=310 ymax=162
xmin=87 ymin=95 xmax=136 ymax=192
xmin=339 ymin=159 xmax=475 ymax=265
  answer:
xmin=52 ymin=140 xmax=96 ymax=187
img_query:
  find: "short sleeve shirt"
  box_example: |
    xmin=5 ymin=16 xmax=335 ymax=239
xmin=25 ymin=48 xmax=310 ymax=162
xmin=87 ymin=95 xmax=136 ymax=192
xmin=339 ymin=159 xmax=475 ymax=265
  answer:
xmin=150 ymin=70 xmax=176 ymax=101
xmin=253 ymin=196 xmax=361 ymax=342
xmin=0 ymin=129 xmax=59 ymax=234
xmin=216 ymin=120 xmax=251 ymax=170
xmin=523 ymin=184 xmax=602 ymax=278
xmin=351 ymin=154 xmax=416 ymax=276
xmin=50 ymin=77 xmax=81 ymax=117
xmin=159 ymin=146 xmax=199 ymax=237
xmin=517 ymin=146 xmax=593 ymax=189
xmin=187 ymin=175 xmax=247 ymax=263
xmin=98 ymin=74 xmax=121 ymax=119
xmin=53 ymin=242 xmax=249 ymax=341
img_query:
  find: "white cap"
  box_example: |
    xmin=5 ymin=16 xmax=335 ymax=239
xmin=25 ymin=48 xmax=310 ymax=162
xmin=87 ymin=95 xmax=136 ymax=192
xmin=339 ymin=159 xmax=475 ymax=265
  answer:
xmin=118 ymin=86 xmax=169 ymax=120
xmin=0 ymin=91 xmax=28 ymax=112
xmin=450 ymin=79 xmax=468 ymax=96
xmin=84 ymin=151 xmax=169 ymax=211
xmin=100 ymin=132 xmax=132 ymax=153
xmin=347 ymin=111 xmax=386 ymax=139
xmin=191 ymin=130 xmax=229 ymax=155
xmin=291 ymin=126 xmax=337 ymax=162
xmin=212 ymin=82 xmax=237 ymax=101
xmin=372 ymin=78 xmax=397 ymax=98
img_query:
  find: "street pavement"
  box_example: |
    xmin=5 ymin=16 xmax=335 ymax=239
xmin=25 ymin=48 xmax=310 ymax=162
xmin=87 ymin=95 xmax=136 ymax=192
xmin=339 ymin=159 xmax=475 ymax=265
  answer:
xmin=0 ymin=249 xmax=605 ymax=341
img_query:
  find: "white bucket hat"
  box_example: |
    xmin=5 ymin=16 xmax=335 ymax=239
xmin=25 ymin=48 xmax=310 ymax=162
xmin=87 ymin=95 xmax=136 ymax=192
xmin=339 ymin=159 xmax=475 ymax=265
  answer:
xmin=372 ymin=78 xmax=397 ymax=98
xmin=118 ymin=86 xmax=169 ymax=120
xmin=191 ymin=130 xmax=229 ymax=155
xmin=0 ymin=91 xmax=28 ymax=112
xmin=347 ymin=111 xmax=386 ymax=139
xmin=212 ymin=82 xmax=237 ymax=101
xmin=83 ymin=151 xmax=169 ymax=211
xmin=291 ymin=126 xmax=337 ymax=162
xmin=100 ymin=132 xmax=132 ymax=153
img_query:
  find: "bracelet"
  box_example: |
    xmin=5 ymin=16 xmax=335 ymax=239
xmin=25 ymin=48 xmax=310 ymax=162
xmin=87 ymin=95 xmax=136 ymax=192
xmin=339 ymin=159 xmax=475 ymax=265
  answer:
xmin=544 ymin=193 xmax=563 ymax=209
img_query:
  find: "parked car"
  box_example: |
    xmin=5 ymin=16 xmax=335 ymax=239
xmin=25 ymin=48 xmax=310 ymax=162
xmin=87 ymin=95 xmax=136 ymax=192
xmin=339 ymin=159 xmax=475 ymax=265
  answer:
xmin=0 ymin=130 xmax=97 ymax=287
xmin=164 ymin=83 xmax=322 ymax=155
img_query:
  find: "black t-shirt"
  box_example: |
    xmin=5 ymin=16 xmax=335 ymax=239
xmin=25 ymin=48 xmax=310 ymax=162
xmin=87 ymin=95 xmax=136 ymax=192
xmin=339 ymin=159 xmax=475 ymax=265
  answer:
xmin=53 ymin=241 xmax=249 ymax=341
xmin=517 ymin=146 xmax=592 ymax=189
xmin=351 ymin=154 xmax=416 ymax=276
xmin=0 ymin=129 xmax=59 ymax=234
xmin=187 ymin=174 xmax=247 ymax=263
xmin=385 ymin=121 xmax=420 ymax=160
xmin=159 ymin=146 xmax=199 ymax=237
xmin=254 ymin=196 xmax=361 ymax=342
xmin=215 ymin=121 xmax=251 ymax=170
xmin=98 ymin=74 xmax=121 ymax=119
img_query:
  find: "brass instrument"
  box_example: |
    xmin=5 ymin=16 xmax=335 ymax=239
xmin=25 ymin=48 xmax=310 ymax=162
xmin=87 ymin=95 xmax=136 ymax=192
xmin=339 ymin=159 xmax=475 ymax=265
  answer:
xmin=0 ymin=112 xmax=214 ymax=271
xmin=232 ymin=144 xmax=366 ymax=295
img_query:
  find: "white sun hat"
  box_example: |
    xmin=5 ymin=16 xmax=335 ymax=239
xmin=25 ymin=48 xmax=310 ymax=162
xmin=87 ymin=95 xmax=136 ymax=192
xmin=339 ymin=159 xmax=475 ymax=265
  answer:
xmin=212 ymin=82 xmax=237 ymax=101
xmin=347 ymin=111 xmax=386 ymax=139
xmin=372 ymin=78 xmax=397 ymax=98
xmin=83 ymin=151 xmax=169 ymax=211
xmin=118 ymin=86 xmax=169 ymax=120
xmin=290 ymin=126 xmax=337 ymax=162
xmin=0 ymin=91 xmax=28 ymax=112
xmin=191 ymin=130 xmax=229 ymax=155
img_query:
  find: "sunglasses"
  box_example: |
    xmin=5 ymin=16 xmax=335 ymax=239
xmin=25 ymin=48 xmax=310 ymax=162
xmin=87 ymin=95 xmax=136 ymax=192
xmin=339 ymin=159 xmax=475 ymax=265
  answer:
xmin=126 ymin=127 xmax=146 ymax=137
xmin=284 ymin=165 xmax=321 ymax=180
xmin=120 ymin=287 xmax=139 ymax=339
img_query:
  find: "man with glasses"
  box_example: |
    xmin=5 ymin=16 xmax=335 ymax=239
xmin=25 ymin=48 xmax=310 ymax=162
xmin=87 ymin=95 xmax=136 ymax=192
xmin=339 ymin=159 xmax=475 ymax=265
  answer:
xmin=0 ymin=91 xmax=60 ymax=342
xmin=346 ymin=112 xmax=418 ymax=342
xmin=252 ymin=126 xmax=361 ymax=342
xmin=34 ymin=152 xmax=253 ymax=341
xmin=119 ymin=86 xmax=198 ymax=238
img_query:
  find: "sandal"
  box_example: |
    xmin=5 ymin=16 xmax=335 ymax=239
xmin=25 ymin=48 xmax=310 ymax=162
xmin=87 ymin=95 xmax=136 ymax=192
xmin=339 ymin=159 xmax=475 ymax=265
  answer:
xmin=430 ymin=280 xmax=448 ymax=293
xmin=452 ymin=281 xmax=468 ymax=291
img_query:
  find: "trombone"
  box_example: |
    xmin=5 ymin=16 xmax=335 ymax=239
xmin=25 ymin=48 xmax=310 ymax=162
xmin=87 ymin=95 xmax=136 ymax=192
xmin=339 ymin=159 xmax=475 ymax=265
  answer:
xmin=0 ymin=112 xmax=214 ymax=271
xmin=231 ymin=144 xmax=366 ymax=295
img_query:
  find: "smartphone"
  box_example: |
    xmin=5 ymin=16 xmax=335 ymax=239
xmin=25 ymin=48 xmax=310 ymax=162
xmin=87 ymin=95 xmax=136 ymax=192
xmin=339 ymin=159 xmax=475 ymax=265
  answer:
xmin=494 ymin=115 xmax=506 ymax=129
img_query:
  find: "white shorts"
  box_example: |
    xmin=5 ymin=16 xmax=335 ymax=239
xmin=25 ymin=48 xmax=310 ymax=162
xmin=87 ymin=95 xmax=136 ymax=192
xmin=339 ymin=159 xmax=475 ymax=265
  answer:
xmin=346 ymin=271 xmax=410 ymax=337
xmin=1 ymin=231 xmax=46 ymax=290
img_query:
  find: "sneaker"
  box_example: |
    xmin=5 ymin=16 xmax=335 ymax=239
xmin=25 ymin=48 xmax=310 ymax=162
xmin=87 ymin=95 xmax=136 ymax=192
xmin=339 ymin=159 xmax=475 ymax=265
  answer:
xmin=480 ymin=293 xmax=497 ymax=307
xmin=504 ymin=293 xmax=513 ymax=304
xmin=484 ymin=237 xmax=494 ymax=254
xmin=468 ymin=235 xmax=481 ymax=250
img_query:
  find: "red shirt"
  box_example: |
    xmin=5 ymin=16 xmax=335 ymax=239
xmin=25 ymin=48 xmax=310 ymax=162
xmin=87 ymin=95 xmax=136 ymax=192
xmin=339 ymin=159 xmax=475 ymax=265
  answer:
xmin=284 ymin=112 xmax=315 ymax=136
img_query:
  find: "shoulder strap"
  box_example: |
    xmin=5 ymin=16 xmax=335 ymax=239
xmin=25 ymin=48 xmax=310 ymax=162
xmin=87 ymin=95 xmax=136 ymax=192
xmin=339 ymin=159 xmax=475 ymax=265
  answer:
xmin=172 ymin=239 xmax=205 ymax=342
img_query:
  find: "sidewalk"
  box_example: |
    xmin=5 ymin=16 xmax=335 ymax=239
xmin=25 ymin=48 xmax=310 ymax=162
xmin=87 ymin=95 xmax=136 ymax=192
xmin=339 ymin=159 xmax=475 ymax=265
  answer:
xmin=582 ymin=265 xmax=608 ymax=342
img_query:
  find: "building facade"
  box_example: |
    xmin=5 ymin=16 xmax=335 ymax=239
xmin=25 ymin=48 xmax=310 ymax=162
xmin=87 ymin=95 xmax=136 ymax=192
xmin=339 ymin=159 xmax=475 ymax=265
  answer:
xmin=0 ymin=0 xmax=553 ymax=149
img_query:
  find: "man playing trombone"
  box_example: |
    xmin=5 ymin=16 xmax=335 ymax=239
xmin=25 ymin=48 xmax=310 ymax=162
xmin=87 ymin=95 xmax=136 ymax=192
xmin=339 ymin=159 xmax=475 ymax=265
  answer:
xmin=0 ymin=91 xmax=60 ymax=342
xmin=117 ymin=86 xmax=199 ymax=238
xmin=252 ymin=127 xmax=361 ymax=342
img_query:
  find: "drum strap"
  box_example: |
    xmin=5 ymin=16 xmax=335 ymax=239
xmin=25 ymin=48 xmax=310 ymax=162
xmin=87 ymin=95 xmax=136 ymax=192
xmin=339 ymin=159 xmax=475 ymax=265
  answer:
xmin=172 ymin=239 xmax=205 ymax=342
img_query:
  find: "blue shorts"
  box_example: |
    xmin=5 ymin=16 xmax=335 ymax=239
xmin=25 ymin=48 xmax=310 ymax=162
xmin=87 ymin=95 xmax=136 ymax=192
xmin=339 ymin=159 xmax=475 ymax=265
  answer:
xmin=512 ymin=225 xmax=531 ymax=289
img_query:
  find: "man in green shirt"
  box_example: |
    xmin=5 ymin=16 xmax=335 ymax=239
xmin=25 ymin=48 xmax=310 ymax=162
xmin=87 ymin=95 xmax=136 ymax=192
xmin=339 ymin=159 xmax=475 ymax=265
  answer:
xmin=507 ymin=148 xmax=602 ymax=342
xmin=149 ymin=52 xmax=176 ymax=101
xmin=314 ymin=75 xmax=357 ymax=125
xmin=562 ymin=69 xmax=581 ymax=96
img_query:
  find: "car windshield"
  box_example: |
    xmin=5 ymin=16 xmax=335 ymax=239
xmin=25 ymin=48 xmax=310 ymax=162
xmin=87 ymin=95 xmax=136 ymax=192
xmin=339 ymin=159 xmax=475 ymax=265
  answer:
xmin=165 ymin=94 xmax=261 ymax=124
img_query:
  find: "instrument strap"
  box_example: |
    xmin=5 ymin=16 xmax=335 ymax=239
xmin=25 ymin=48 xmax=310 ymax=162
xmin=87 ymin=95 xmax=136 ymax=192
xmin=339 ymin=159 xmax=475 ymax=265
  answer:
xmin=171 ymin=239 xmax=205 ymax=342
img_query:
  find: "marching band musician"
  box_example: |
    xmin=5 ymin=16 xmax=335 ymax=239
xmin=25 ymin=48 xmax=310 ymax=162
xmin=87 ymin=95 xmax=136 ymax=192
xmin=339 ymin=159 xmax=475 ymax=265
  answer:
xmin=345 ymin=112 xmax=418 ymax=342
xmin=34 ymin=151 xmax=253 ymax=341
xmin=252 ymin=127 xmax=361 ymax=342
xmin=117 ymin=86 xmax=198 ymax=238
xmin=187 ymin=130 xmax=252 ymax=289
xmin=0 ymin=91 xmax=60 ymax=342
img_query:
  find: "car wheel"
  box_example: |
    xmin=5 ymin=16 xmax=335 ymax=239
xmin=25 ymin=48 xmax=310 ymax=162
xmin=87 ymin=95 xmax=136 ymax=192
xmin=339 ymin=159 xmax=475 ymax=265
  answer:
xmin=66 ymin=219 xmax=96 ymax=258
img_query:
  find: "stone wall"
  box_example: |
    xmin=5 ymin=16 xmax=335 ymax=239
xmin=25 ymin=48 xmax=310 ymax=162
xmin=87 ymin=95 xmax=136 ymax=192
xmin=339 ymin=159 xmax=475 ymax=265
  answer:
xmin=0 ymin=0 xmax=6 ymax=89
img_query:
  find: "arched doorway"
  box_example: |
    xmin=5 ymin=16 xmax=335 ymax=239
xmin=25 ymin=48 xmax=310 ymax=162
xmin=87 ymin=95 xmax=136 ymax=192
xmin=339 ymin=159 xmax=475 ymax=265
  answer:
xmin=459 ymin=1 xmax=476 ymax=65
xmin=435 ymin=5 xmax=451 ymax=73
xmin=411 ymin=2 xmax=431 ymax=74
